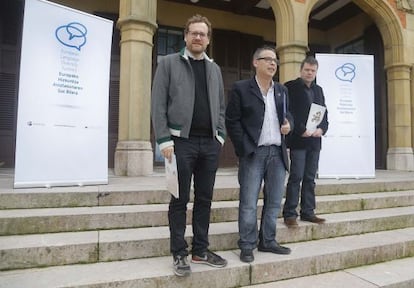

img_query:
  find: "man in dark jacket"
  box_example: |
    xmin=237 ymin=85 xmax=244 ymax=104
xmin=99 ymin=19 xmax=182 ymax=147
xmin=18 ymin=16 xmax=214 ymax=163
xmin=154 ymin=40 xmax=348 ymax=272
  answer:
xmin=283 ymin=56 xmax=329 ymax=228
xmin=226 ymin=46 xmax=293 ymax=263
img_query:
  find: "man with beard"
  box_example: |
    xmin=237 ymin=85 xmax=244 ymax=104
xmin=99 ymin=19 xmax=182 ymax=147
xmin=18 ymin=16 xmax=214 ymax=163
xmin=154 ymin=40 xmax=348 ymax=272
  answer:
xmin=151 ymin=14 xmax=227 ymax=277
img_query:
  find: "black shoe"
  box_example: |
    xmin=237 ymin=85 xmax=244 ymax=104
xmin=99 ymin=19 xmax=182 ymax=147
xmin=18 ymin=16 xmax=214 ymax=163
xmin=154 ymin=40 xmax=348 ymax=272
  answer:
xmin=191 ymin=250 xmax=227 ymax=268
xmin=300 ymin=215 xmax=326 ymax=224
xmin=258 ymin=243 xmax=291 ymax=255
xmin=173 ymin=255 xmax=191 ymax=277
xmin=240 ymin=249 xmax=254 ymax=263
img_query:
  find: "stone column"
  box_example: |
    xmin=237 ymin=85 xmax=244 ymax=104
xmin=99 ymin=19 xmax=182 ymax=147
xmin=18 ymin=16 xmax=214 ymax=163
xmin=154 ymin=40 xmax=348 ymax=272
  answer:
xmin=277 ymin=41 xmax=308 ymax=82
xmin=386 ymin=63 xmax=414 ymax=170
xmin=268 ymin=0 xmax=309 ymax=82
xmin=114 ymin=0 xmax=157 ymax=176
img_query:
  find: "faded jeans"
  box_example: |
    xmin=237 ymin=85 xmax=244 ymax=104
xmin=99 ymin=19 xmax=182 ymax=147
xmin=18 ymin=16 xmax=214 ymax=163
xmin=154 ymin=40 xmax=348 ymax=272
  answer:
xmin=238 ymin=145 xmax=286 ymax=250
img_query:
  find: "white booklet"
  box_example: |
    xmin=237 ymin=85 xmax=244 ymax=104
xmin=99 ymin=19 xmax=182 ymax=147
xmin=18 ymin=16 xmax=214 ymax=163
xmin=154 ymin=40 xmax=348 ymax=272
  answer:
xmin=306 ymin=103 xmax=326 ymax=133
xmin=165 ymin=154 xmax=179 ymax=198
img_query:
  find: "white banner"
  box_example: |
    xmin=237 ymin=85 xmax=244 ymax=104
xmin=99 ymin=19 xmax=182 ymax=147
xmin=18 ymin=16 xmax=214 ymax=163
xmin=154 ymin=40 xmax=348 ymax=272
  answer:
xmin=316 ymin=54 xmax=375 ymax=178
xmin=14 ymin=0 xmax=113 ymax=188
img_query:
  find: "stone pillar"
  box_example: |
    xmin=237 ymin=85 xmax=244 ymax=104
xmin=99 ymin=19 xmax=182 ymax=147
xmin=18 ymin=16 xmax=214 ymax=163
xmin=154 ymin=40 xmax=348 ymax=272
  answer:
xmin=386 ymin=63 xmax=414 ymax=170
xmin=114 ymin=0 xmax=157 ymax=176
xmin=277 ymin=41 xmax=308 ymax=83
xmin=411 ymin=64 xmax=414 ymax=154
xmin=268 ymin=0 xmax=309 ymax=83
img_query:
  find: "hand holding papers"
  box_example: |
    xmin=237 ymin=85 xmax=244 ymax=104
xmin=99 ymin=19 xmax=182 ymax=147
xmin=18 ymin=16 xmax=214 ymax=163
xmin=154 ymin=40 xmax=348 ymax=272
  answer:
xmin=306 ymin=103 xmax=326 ymax=134
xmin=165 ymin=154 xmax=179 ymax=198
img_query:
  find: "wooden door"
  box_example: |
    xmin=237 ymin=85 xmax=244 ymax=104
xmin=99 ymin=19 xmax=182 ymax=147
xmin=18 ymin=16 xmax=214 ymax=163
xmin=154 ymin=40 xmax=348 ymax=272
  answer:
xmin=212 ymin=29 xmax=263 ymax=167
xmin=0 ymin=0 xmax=23 ymax=168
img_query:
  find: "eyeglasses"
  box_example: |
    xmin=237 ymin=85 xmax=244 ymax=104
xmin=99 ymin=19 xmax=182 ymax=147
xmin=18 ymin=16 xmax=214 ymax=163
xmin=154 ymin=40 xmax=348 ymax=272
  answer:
xmin=257 ymin=57 xmax=279 ymax=65
xmin=188 ymin=31 xmax=208 ymax=39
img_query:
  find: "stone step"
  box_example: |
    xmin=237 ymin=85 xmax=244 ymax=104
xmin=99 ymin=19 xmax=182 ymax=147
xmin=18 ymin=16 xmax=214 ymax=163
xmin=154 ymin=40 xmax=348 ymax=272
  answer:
xmin=242 ymin=256 xmax=414 ymax=288
xmin=2 ymin=174 xmax=414 ymax=209
xmin=1 ymin=206 xmax=413 ymax=270
xmin=1 ymin=190 xmax=414 ymax=236
xmin=1 ymin=227 xmax=413 ymax=288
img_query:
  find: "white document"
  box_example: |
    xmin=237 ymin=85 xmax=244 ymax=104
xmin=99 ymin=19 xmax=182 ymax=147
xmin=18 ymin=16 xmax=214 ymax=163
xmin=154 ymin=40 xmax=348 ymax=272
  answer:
xmin=306 ymin=103 xmax=326 ymax=133
xmin=165 ymin=154 xmax=179 ymax=198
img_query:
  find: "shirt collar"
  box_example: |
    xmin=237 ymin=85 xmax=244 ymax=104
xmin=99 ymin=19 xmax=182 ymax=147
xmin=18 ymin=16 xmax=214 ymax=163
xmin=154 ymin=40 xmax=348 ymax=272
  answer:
xmin=255 ymin=76 xmax=274 ymax=92
xmin=184 ymin=48 xmax=205 ymax=60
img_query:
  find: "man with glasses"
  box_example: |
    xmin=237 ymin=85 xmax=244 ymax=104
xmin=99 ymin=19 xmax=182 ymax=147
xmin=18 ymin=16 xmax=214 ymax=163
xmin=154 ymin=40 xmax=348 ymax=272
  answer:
xmin=226 ymin=46 xmax=293 ymax=263
xmin=151 ymin=14 xmax=227 ymax=277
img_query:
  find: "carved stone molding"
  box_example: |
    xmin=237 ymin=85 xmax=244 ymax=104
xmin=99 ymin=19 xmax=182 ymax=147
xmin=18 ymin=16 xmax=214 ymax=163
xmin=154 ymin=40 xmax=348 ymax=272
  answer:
xmin=397 ymin=0 xmax=414 ymax=13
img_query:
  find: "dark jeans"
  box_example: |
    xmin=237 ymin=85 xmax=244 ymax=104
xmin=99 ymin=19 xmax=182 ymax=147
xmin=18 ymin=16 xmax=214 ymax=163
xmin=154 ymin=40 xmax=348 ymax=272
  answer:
xmin=283 ymin=149 xmax=320 ymax=219
xmin=169 ymin=136 xmax=221 ymax=257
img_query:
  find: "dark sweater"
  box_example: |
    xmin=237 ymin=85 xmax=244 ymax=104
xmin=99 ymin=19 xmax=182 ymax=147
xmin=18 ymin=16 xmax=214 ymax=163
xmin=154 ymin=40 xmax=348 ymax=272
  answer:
xmin=189 ymin=58 xmax=212 ymax=137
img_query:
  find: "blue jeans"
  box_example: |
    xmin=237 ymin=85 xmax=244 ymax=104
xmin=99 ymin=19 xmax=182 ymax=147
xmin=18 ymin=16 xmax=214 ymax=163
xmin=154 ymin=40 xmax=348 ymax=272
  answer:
xmin=238 ymin=145 xmax=286 ymax=250
xmin=169 ymin=136 xmax=221 ymax=257
xmin=283 ymin=149 xmax=320 ymax=219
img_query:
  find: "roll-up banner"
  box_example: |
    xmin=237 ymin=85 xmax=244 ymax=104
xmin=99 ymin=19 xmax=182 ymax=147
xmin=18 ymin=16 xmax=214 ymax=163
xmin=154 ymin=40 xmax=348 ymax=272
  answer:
xmin=14 ymin=0 xmax=113 ymax=188
xmin=316 ymin=54 xmax=375 ymax=179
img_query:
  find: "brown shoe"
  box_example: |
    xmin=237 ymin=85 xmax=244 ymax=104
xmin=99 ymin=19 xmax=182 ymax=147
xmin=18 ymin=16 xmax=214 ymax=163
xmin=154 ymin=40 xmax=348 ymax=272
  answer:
xmin=284 ymin=218 xmax=298 ymax=228
xmin=300 ymin=215 xmax=325 ymax=224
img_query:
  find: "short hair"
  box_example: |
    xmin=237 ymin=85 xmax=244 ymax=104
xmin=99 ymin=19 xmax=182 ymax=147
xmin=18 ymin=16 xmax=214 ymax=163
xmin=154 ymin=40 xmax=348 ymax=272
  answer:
xmin=184 ymin=14 xmax=212 ymax=37
xmin=253 ymin=46 xmax=276 ymax=60
xmin=300 ymin=56 xmax=319 ymax=69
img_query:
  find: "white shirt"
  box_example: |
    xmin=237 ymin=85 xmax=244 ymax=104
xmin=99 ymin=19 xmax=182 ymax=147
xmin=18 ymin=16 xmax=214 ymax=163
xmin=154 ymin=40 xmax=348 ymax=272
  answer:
xmin=256 ymin=78 xmax=282 ymax=146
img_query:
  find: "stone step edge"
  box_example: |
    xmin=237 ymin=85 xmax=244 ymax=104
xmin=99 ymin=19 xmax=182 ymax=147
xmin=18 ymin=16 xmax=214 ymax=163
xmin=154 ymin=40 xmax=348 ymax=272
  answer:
xmin=1 ymin=192 xmax=414 ymax=236
xmin=1 ymin=206 xmax=413 ymax=270
xmin=241 ymin=256 xmax=414 ymax=288
xmin=2 ymin=180 xmax=414 ymax=209
xmin=2 ymin=189 xmax=414 ymax=216
xmin=0 ymin=227 xmax=413 ymax=288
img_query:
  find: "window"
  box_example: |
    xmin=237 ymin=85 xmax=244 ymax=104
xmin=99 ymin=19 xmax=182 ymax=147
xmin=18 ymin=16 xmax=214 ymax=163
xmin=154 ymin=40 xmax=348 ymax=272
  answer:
xmin=336 ymin=38 xmax=364 ymax=54
xmin=157 ymin=27 xmax=184 ymax=56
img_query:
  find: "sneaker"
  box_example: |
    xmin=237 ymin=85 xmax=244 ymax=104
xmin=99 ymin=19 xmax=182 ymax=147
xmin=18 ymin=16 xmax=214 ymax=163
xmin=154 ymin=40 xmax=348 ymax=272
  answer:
xmin=191 ymin=250 xmax=228 ymax=268
xmin=258 ymin=242 xmax=291 ymax=255
xmin=173 ymin=255 xmax=191 ymax=277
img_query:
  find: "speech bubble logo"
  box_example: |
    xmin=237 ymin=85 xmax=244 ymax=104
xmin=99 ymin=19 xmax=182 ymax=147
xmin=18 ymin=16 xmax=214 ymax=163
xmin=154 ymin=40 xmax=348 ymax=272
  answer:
xmin=335 ymin=63 xmax=356 ymax=82
xmin=55 ymin=22 xmax=88 ymax=51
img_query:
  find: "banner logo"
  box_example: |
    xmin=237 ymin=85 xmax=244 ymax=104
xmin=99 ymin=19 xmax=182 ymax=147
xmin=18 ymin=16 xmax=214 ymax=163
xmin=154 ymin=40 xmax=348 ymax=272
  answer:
xmin=335 ymin=63 xmax=356 ymax=82
xmin=55 ymin=22 xmax=87 ymax=51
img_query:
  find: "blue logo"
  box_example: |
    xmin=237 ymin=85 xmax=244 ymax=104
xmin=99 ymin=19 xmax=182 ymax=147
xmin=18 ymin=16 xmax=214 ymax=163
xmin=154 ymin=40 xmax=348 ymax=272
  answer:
xmin=335 ymin=63 xmax=356 ymax=82
xmin=55 ymin=22 xmax=87 ymax=51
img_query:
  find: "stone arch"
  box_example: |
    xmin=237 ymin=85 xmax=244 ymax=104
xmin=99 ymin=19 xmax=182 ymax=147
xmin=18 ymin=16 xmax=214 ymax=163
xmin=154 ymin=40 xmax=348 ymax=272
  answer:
xmin=351 ymin=0 xmax=405 ymax=64
xmin=269 ymin=0 xmax=412 ymax=170
xmin=350 ymin=0 xmax=412 ymax=170
xmin=267 ymin=0 xmax=295 ymax=45
xmin=266 ymin=0 xmax=309 ymax=81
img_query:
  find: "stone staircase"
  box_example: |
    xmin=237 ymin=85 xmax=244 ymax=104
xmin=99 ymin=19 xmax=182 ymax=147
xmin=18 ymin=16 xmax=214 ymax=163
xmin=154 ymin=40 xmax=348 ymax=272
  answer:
xmin=1 ymin=169 xmax=414 ymax=287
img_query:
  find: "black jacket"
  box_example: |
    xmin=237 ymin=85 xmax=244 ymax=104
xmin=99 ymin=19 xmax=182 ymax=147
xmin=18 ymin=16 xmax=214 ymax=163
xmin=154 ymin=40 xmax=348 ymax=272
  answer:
xmin=285 ymin=77 xmax=329 ymax=151
xmin=225 ymin=77 xmax=294 ymax=170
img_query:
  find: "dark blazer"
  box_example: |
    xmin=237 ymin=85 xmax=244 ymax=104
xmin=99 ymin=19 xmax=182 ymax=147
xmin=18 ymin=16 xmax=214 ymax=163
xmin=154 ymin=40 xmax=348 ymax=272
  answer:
xmin=225 ymin=77 xmax=294 ymax=170
xmin=285 ymin=77 xmax=329 ymax=151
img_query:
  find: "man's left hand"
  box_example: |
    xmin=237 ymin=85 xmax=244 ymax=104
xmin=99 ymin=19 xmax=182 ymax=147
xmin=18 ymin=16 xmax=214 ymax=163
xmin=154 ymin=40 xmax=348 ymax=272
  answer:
xmin=281 ymin=119 xmax=291 ymax=135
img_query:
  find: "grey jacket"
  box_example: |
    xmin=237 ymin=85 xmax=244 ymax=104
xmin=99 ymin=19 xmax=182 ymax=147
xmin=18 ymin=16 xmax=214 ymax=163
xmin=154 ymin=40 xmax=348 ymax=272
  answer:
xmin=151 ymin=48 xmax=226 ymax=151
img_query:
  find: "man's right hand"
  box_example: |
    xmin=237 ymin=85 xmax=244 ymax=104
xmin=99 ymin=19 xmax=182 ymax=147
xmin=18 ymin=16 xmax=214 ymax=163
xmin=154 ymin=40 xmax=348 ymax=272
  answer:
xmin=162 ymin=146 xmax=174 ymax=162
xmin=301 ymin=130 xmax=313 ymax=137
